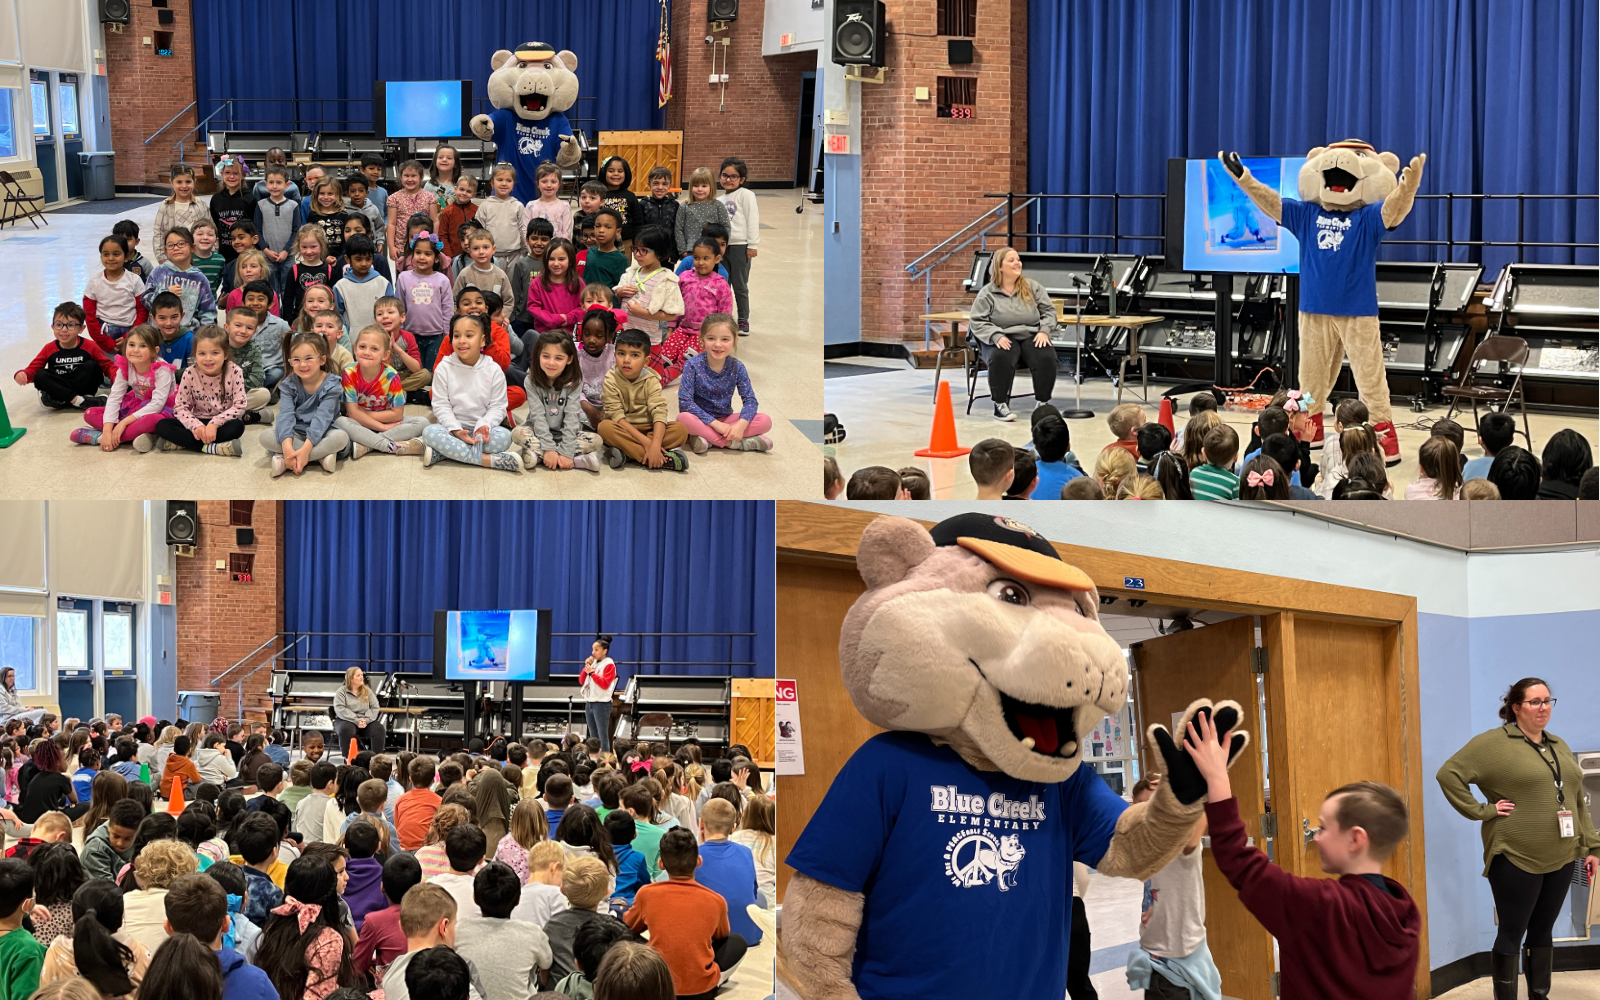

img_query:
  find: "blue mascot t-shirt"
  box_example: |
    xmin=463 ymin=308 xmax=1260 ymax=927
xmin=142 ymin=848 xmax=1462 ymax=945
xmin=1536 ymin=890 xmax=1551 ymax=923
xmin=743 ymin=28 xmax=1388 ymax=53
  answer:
xmin=1277 ymin=199 xmax=1387 ymax=317
xmin=488 ymin=107 xmax=574 ymax=203
xmin=786 ymin=731 xmax=1128 ymax=1000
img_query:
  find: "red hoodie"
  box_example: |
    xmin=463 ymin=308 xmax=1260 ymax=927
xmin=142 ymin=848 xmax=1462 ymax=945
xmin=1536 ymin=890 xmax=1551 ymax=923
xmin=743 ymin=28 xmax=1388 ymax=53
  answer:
xmin=1205 ymin=797 xmax=1420 ymax=1000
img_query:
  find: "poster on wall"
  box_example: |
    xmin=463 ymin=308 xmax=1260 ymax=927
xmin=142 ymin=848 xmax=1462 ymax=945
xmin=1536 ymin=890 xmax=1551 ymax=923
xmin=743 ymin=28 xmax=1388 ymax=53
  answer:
xmin=776 ymin=678 xmax=804 ymax=775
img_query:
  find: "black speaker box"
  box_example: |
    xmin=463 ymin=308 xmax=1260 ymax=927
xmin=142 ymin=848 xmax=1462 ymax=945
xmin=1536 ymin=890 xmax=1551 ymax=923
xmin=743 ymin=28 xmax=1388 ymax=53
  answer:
xmin=707 ymin=0 xmax=738 ymax=22
xmin=166 ymin=501 xmax=198 ymax=546
xmin=98 ymin=0 xmax=130 ymax=25
xmin=948 ymin=38 xmax=973 ymax=65
xmin=236 ymin=528 xmax=256 ymax=547
xmin=833 ymin=0 xmax=887 ymax=68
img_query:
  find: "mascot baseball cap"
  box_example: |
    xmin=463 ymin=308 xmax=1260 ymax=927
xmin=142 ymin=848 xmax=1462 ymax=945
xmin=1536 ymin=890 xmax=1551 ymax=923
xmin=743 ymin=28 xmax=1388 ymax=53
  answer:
xmin=929 ymin=513 xmax=1094 ymax=592
xmin=514 ymin=41 xmax=556 ymax=61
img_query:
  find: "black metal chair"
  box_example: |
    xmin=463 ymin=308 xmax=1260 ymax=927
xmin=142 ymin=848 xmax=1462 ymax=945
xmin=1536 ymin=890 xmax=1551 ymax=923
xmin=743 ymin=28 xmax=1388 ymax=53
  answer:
xmin=0 ymin=171 xmax=47 ymax=230
xmin=1442 ymin=334 xmax=1533 ymax=450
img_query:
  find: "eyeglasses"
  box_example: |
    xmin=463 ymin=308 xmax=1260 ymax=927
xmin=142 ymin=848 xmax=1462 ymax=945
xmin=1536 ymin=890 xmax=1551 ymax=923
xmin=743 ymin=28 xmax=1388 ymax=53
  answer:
xmin=1522 ymin=698 xmax=1557 ymax=709
xmin=719 ymin=171 xmax=741 ymax=179
xmin=51 ymin=320 xmax=83 ymax=330
xmin=632 ymin=246 xmax=649 ymax=255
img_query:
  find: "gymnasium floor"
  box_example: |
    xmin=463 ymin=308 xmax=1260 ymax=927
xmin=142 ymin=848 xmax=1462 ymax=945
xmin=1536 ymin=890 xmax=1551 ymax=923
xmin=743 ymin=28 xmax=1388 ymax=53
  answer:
xmin=824 ymin=358 xmax=1599 ymax=499
xmin=0 ymin=191 xmax=822 ymax=498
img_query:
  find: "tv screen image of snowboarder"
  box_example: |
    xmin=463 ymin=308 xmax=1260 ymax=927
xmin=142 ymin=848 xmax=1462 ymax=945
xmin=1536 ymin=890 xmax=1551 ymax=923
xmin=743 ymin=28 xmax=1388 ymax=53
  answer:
xmin=1180 ymin=156 xmax=1306 ymax=274
xmin=1203 ymin=156 xmax=1279 ymax=252
xmin=459 ymin=611 xmax=510 ymax=673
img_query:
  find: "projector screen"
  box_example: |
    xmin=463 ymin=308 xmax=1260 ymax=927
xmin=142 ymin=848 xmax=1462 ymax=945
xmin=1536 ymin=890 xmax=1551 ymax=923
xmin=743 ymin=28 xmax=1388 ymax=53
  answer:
xmin=1171 ymin=156 xmax=1309 ymax=274
xmin=434 ymin=609 xmax=551 ymax=682
xmin=376 ymin=80 xmax=471 ymax=139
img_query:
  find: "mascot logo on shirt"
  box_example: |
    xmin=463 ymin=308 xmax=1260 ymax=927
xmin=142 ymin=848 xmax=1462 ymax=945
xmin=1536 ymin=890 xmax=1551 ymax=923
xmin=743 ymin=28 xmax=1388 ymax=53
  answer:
xmin=944 ymin=830 xmax=1026 ymax=890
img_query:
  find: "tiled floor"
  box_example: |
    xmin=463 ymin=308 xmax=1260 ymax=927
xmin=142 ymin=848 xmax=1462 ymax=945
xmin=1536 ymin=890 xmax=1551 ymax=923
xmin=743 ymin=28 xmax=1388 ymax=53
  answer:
xmin=0 ymin=192 xmax=821 ymax=498
xmin=823 ymin=359 xmax=1598 ymax=500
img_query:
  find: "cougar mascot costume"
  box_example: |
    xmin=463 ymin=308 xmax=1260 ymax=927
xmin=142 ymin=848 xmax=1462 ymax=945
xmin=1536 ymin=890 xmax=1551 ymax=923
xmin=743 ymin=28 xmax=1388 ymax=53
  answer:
xmin=783 ymin=514 xmax=1250 ymax=1000
xmin=470 ymin=41 xmax=584 ymax=203
xmin=1220 ymin=142 xmax=1426 ymax=461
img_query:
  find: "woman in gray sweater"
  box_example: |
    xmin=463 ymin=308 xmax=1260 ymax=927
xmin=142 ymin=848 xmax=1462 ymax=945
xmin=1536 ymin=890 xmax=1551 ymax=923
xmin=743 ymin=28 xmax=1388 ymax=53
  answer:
xmin=969 ymin=246 xmax=1059 ymax=421
xmin=334 ymin=665 xmax=385 ymax=756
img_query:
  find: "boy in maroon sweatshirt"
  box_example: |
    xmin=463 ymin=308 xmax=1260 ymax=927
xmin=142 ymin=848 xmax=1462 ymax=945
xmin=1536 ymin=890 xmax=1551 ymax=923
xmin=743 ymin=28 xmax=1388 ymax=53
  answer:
xmin=1187 ymin=710 xmax=1421 ymax=1000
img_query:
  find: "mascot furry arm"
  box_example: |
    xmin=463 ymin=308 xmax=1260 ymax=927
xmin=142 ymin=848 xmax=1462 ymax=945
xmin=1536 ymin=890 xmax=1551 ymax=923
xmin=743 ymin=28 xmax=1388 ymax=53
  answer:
xmin=782 ymin=514 xmax=1249 ymax=1000
xmin=1218 ymin=147 xmax=1425 ymax=231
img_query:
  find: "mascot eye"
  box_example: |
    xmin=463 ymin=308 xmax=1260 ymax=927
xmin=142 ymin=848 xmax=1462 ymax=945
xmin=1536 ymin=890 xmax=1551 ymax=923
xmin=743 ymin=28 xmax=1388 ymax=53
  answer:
xmin=986 ymin=579 xmax=1031 ymax=607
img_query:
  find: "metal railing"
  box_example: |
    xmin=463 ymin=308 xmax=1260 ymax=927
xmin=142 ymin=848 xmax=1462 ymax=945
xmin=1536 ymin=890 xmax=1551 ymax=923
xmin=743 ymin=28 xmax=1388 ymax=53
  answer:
xmin=170 ymin=102 xmax=234 ymax=165
xmin=210 ymin=633 xmax=309 ymax=720
xmin=903 ymin=197 xmax=1038 ymax=347
xmin=195 ymin=96 xmax=601 ymax=139
xmin=143 ymin=101 xmax=197 ymax=147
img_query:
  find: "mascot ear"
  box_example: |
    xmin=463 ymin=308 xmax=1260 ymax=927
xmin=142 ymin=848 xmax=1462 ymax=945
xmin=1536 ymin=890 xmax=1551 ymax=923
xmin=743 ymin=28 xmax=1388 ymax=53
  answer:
xmin=856 ymin=517 xmax=936 ymax=591
xmin=490 ymin=49 xmax=516 ymax=71
xmin=1305 ymin=146 xmax=1326 ymax=160
xmin=1377 ymin=151 xmax=1401 ymax=174
xmin=558 ymin=50 xmax=579 ymax=74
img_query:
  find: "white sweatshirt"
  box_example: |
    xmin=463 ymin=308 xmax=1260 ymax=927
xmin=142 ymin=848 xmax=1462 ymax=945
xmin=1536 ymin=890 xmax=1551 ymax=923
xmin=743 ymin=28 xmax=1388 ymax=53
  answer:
xmin=432 ymin=351 xmax=508 ymax=434
xmin=719 ymin=187 xmax=760 ymax=246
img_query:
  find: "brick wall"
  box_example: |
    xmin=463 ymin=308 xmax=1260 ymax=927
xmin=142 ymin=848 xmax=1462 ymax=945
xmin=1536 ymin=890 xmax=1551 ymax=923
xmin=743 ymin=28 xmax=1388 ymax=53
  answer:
xmin=104 ymin=0 xmax=199 ymax=187
xmin=174 ymin=501 xmax=282 ymax=721
xmin=666 ymin=0 xmax=814 ymax=185
xmin=859 ymin=0 xmax=1027 ymax=344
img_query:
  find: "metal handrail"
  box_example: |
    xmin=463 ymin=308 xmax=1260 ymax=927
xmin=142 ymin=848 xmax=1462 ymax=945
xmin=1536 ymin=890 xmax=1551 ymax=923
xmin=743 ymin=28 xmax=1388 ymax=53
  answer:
xmin=211 ymin=634 xmax=309 ymax=720
xmin=170 ymin=101 xmax=233 ymax=164
xmin=144 ymin=102 xmax=197 ymax=146
xmin=903 ymin=197 xmax=1038 ymax=348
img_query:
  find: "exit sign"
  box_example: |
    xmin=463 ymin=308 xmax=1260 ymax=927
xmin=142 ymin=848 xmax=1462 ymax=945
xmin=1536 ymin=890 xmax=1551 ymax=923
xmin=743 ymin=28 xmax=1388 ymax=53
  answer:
xmin=826 ymin=133 xmax=850 ymax=154
xmin=780 ymin=32 xmax=794 ymax=46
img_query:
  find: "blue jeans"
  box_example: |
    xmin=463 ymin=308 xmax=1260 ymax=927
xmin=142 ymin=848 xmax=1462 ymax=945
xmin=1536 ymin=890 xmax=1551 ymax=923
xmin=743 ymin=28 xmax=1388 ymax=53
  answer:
xmin=584 ymin=701 xmax=612 ymax=751
xmin=263 ymin=366 xmax=284 ymax=389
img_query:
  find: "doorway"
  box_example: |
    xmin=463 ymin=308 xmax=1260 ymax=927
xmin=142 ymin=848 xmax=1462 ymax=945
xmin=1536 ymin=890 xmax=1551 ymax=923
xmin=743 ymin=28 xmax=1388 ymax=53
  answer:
xmin=29 ymin=69 xmax=84 ymax=206
xmin=52 ymin=597 xmax=139 ymax=721
xmin=794 ymin=71 xmax=816 ymax=190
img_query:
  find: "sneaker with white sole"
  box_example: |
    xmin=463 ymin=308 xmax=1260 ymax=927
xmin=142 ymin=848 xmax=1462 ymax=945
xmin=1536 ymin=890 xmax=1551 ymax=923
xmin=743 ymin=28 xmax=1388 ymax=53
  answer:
xmin=689 ymin=434 xmax=709 ymax=455
xmin=351 ymin=443 xmax=371 ymax=460
xmin=320 ymin=453 xmax=338 ymax=473
xmin=70 ymin=428 xmax=100 ymax=446
xmin=132 ymin=433 xmax=157 ymax=453
xmin=575 ymin=451 xmax=601 ymax=473
xmin=994 ymin=402 xmax=1015 ymax=421
xmin=270 ymin=453 xmax=286 ymax=478
xmin=490 ymin=451 xmax=524 ymax=473
xmin=422 ymin=444 xmax=439 ymax=467
xmin=666 ymin=448 xmax=690 ymax=472
xmin=204 ymin=439 xmax=242 ymax=457
xmin=158 ymin=438 xmax=183 ymax=451
xmin=393 ymin=439 xmax=425 ymax=456
xmin=742 ymin=435 xmax=773 ymax=452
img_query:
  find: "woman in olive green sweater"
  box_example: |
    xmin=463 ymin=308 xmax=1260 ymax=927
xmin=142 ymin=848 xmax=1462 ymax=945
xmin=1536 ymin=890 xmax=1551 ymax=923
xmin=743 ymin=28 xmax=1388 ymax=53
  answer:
xmin=1437 ymin=677 xmax=1600 ymax=1000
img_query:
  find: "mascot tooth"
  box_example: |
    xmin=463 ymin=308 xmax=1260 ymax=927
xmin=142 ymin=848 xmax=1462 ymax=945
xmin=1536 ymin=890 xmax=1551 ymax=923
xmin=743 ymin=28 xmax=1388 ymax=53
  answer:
xmin=783 ymin=513 xmax=1251 ymax=1000
xmin=469 ymin=41 xmax=584 ymax=203
xmin=1218 ymin=140 xmax=1426 ymax=462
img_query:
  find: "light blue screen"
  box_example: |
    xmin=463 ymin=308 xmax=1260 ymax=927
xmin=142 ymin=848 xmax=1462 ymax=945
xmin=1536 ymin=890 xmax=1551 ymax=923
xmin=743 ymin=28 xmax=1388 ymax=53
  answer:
xmin=1183 ymin=157 xmax=1307 ymax=273
xmin=385 ymin=81 xmax=463 ymax=138
xmin=443 ymin=610 xmax=540 ymax=681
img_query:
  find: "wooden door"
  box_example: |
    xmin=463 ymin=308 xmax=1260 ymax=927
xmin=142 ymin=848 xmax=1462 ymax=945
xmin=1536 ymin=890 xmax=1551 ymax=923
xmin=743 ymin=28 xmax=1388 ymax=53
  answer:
xmin=774 ymin=557 xmax=882 ymax=903
xmin=1131 ymin=616 xmax=1277 ymax=1000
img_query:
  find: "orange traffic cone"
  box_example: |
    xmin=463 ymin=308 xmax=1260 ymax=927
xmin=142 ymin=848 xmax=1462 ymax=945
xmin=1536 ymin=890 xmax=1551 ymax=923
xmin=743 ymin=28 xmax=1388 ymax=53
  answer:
xmin=348 ymin=737 xmax=360 ymax=762
xmin=914 ymin=381 xmax=971 ymax=459
xmin=167 ymin=777 xmax=185 ymax=815
xmin=1158 ymin=396 xmax=1175 ymax=434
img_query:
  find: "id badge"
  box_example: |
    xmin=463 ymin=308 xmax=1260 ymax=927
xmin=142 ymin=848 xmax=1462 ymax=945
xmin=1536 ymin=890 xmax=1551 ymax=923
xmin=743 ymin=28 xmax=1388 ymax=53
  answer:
xmin=1558 ymin=810 xmax=1575 ymax=839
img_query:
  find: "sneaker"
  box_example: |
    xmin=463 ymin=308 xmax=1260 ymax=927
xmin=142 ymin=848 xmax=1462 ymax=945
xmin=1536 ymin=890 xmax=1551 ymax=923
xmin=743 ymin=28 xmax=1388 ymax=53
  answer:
xmin=606 ymin=445 xmax=626 ymax=469
xmin=574 ymin=451 xmax=601 ymax=473
xmin=241 ymin=410 xmax=262 ymax=425
xmin=511 ymin=425 xmax=535 ymax=448
xmin=490 ymin=451 xmax=524 ymax=473
xmin=132 ymin=433 xmax=157 ymax=453
xmin=422 ymin=444 xmax=439 ymax=468
xmin=688 ymin=434 xmax=709 ymax=455
xmin=737 ymin=320 xmax=750 ymax=336
xmin=206 ymin=439 xmax=242 ymax=457
xmin=742 ymin=435 xmax=773 ymax=453
xmin=1373 ymin=420 xmax=1401 ymax=466
xmin=666 ymin=448 xmax=690 ymax=472
xmin=320 ymin=452 xmax=338 ymax=473
xmin=392 ymin=439 xmax=425 ymax=456
xmin=823 ymin=413 xmax=846 ymax=444
xmin=351 ymin=443 xmax=371 ymax=461
xmin=994 ymin=402 xmax=1016 ymax=422
xmin=157 ymin=438 xmax=182 ymax=452
xmin=270 ymin=453 xmax=286 ymax=478
xmin=70 ymin=428 xmax=100 ymax=446
xmin=81 ymin=395 xmax=107 ymax=410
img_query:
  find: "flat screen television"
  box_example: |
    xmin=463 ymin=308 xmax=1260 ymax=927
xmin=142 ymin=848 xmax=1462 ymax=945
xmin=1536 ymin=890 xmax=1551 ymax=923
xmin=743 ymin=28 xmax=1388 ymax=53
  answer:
xmin=1166 ymin=156 xmax=1309 ymax=274
xmin=432 ymin=609 xmax=551 ymax=683
xmin=375 ymin=80 xmax=472 ymax=139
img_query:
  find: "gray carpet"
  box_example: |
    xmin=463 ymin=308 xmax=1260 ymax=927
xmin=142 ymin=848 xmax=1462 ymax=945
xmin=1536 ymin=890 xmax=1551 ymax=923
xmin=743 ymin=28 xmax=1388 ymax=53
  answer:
xmin=45 ymin=196 xmax=162 ymax=216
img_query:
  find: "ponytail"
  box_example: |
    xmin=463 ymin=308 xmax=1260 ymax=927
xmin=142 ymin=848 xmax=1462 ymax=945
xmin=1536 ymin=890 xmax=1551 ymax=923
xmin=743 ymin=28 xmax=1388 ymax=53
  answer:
xmin=72 ymin=883 xmax=136 ymax=998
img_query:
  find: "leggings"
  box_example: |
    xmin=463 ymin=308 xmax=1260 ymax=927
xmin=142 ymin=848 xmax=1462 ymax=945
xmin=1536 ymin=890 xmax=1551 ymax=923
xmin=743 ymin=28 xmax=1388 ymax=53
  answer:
xmin=85 ymin=407 xmax=165 ymax=439
xmin=156 ymin=418 xmax=245 ymax=451
xmin=677 ymin=412 xmax=772 ymax=448
xmin=725 ymin=244 xmax=752 ymax=324
xmin=1487 ymin=853 xmax=1575 ymax=954
xmin=422 ymin=423 xmax=513 ymax=465
xmin=334 ymin=414 xmax=429 ymax=451
xmin=982 ymin=336 xmax=1058 ymax=406
xmin=257 ymin=427 xmax=351 ymax=461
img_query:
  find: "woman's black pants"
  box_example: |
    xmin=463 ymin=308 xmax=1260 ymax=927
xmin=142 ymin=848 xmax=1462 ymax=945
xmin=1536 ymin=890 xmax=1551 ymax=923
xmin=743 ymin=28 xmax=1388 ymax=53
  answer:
xmin=983 ymin=336 xmax=1058 ymax=406
xmin=1487 ymin=853 xmax=1575 ymax=954
xmin=333 ymin=719 xmax=387 ymax=756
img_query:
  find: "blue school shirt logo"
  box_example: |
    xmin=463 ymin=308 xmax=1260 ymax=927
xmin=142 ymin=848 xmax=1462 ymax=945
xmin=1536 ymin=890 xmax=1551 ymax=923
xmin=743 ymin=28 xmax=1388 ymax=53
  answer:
xmin=944 ymin=829 xmax=1027 ymax=890
xmin=1314 ymin=214 xmax=1350 ymax=252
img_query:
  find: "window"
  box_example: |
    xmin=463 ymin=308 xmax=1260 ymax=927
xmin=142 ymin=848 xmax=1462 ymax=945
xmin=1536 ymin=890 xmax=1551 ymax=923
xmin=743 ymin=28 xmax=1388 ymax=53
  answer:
xmin=57 ymin=609 xmax=87 ymax=669
xmin=937 ymin=77 xmax=976 ymax=119
xmin=30 ymin=80 xmax=48 ymax=137
xmin=0 ymin=90 xmax=16 ymax=158
xmin=104 ymin=613 xmax=132 ymax=673
xmin=936 ymin=0 xmax=977 ymax=37
xmin=229 ymin=500 xmax=255 ymax=526
xmin=57 ymin=77 xmax=78 ymax=138
xmin=0 ymin=617 xmax=37 ymax=691
xmin=229 ymin=553 xmax=255 ymax=582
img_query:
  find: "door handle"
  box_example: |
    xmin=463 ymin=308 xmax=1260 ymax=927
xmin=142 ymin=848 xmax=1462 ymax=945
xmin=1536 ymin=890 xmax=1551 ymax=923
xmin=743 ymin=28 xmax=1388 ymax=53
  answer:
xmin=1303 ymin=818 xmax=1317 ymax=845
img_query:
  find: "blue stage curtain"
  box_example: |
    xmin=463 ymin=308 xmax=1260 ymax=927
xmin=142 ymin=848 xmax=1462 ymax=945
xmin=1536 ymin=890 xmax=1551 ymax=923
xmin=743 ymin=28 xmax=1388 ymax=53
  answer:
xmin=281 ymin=501 xmax=774 ymax=683
xmin=1027 ymin=0 xmax=1597 ymax=276
xmin=191 ymin=0 xmax=665 ymax=136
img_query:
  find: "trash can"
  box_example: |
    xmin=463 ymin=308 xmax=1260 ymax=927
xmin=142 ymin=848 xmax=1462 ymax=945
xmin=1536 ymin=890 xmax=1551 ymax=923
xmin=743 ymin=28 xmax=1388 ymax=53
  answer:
xmin=78 ymin=151 xmax=115 ymax=201
xmin=177 ymin=690 xmax=220 ymax=725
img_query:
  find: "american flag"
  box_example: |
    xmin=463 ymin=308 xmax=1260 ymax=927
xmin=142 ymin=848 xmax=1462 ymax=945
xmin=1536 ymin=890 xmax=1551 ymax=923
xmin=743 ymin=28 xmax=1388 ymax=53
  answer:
xmin=657 ymin=1 xmax=673 ymax=107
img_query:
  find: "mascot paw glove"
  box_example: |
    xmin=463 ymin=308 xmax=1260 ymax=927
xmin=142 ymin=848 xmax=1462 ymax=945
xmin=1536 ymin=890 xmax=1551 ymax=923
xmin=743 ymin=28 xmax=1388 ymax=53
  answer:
xmin=1147 ymin=699 xmax=1250 ymax=805
xmin=1219 ymin=150 xmax=1246 ymax=179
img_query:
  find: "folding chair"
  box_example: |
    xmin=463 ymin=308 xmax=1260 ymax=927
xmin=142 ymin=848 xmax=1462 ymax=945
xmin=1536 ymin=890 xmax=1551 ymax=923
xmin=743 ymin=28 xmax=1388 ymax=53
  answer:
xmin=0 ymin=171 xmax=47 ymax=230
xmin=1442 ymin=334 xmax=1533 ymax=450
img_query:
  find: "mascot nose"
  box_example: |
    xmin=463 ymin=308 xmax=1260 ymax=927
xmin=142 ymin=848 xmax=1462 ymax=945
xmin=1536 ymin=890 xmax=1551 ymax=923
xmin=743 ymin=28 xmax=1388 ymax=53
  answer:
xmin=995 ymin=610 xmax=1116 ymax=694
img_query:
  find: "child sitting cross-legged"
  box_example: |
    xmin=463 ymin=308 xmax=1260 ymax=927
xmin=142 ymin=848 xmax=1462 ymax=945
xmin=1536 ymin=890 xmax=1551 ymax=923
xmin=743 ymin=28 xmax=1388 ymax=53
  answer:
xmin=603 ymin=810 xmax=651 ymax=906
xmin=380 ymin=882 xmax=487 ymax=1000
xmin=12 ymin=301 xmax=115 ymax=412
xmin=372 ymin=294 xmax=432 ymax=403
xmin=510 ymin=839 xmax=570 ymax=929
xmin=514 ymin=330 xmax=602 ymax=472
xmin=614 ymin=226 xmax=684 ymax=373
xmin=1189 ymin=423 xmax=1241 ymax=500
xmin=153 ymin=325 xmax=248 ymax=457
xmin=695 ymin=797 xmax=764 ymax=946
xmin=70 ymin=325 xmax=175 ymax=452
xmin=1186 ymin=709 xmax=1421 ymax=1000
xmin=0 ymin=858 xmax=45 ymax=995
xmin=453 ymin=860 xmax=552 ymax=1000
xmin=353 ymin=852 xmax=422 ymax=982
xmin=253 ymin=854 xmax=355 ymax=1000
xmin=219 ymin=307 xmax=271 ymax=422
xmin=38 ymin=877 xmax=151 ymax=994
xmin=160 ymin=872 xmax=276 ymax=1000
xmin=422 ymin=313 xmax=523 ymax=473
xmin=84 ymin=234 xmax=148 ymax=354
xmin=624 ymin=827 xmax=747 ymax=999
xmin=260 ymin=331 xmax=349 ymax=476
xmin=334 ymin=324 xmax=429 ymax=459
xmin=543 ymin=855 xmax=620 ymax=981
xmin=676 ymin=313 xmax=771 ymax=455
xmin=555 ymin=916 xmax=632 ymax=1000
xmin=1404 ymin=435 xmax=1463 ymax=500
xmin=598 ymin=329 xmax=691 ymax=472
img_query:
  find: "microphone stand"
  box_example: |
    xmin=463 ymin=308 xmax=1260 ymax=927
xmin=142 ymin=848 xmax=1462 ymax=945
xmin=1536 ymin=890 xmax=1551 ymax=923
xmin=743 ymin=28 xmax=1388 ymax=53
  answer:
xmin=1062 ymin=274 xmax=1095 ymax=419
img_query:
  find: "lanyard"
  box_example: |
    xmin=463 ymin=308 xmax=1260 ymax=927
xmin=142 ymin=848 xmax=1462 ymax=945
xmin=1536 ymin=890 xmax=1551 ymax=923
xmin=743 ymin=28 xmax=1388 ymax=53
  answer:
xmin=1522 ymin=735 xmax=1564 ymax=806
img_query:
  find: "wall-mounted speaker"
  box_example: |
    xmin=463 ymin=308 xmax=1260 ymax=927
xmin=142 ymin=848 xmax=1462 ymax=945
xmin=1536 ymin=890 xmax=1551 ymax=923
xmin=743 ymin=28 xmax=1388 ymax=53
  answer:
xmin=157 ymin=8 xmax=173 ymax=24
xmin=166 ymin=501 xmax=198 ymax=546
xmin=948 ymin=39 xmax=973 ymax=65
xmin=236 ymin=528 xmax=255 ymax=547
xmin=707 ymin=0 xmax=738 ymax=22
xmin=832 ymin=0 xmax=887 ymax=68
xmin=97 ymin=0 xmax=130 ymax=25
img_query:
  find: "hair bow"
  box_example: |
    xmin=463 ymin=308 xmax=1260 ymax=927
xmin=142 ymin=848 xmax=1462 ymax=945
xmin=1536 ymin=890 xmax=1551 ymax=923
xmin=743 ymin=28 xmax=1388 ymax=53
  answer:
xmin=1246 ymin=469 xmax=1275 ymax=487
xmin=213 ymin=154 xmax=250 ymax=179
xmin=410 ymin=231 xmax=444 ymax=252
xmin=210 ymin=715 xmax=229 ymax=734
xmin=221 ymin=894 xmax=244 ymax=949
xmin=1280 ymin=389 xmax=1315 ymax=414
xmin=629 ymin=760 xmax=651 ymax=774
xmin=270 ymin=896 xmax=322 ymax=934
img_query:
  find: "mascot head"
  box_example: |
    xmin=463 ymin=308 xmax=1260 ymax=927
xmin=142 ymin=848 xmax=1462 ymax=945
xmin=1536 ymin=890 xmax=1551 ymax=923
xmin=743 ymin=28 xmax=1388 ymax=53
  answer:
xmin=486 ymin=42 xmax=580 ymax=122
xmin=1297 ymin=139 xmax=1402 ymax=212
xmin=841 ymin=514 xmax=1128 ymax=784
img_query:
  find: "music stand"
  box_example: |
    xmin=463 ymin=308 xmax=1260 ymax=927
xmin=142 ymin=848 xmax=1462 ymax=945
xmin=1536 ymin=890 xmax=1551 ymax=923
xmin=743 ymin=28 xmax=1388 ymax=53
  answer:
xmin=1062 ymin=274 xmax=1096 ymax=420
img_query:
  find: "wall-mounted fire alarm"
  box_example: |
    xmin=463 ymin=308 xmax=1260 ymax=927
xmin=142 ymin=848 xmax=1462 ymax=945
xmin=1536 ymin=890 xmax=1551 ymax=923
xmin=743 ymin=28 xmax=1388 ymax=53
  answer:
xmin=915 ymin=86 xmax=930 ymax=100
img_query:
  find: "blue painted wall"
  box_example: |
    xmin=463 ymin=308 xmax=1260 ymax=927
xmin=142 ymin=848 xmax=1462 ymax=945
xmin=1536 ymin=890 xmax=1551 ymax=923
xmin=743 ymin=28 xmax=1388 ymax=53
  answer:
xmin=824 ymin=151 xmax=861 ymax=347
